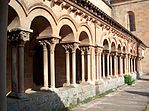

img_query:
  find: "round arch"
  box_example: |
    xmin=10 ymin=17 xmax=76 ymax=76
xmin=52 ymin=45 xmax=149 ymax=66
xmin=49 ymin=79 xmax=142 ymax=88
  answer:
xmin=77 ymin=24 xmax=93 ymax=45
xmin=103 ymin=39 xmax=110 ymax=50
xmin=26 ymin=8 xmax=57 ymax=34
xmin=57 ymin=17 xmax=77 ymax=41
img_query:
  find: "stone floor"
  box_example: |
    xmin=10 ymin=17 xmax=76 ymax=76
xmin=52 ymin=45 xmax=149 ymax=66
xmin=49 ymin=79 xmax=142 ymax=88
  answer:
xmin=71 ymin=74 xmax=149 ymax=111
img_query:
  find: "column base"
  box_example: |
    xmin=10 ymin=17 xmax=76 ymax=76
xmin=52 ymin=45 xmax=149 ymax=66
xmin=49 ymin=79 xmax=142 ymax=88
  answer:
xmin=8 ymin=92 xmax=18 ymax=98
xmin=17 ymin=92 xmax=28 ymax=99
xmin=95 ymin=79 xmax=104 ymax=85
xmin=107 ymin=76 xmax=111 ymax=79
xmin=63 ymin=83 xmax=71 ymax=87
xmin=49 ymin=87 xmax=58 ymax=92
xmin=80 ymin=81 xmax=88 ymax=85
xmin=40 ymin=86 xmax=50 ymax=91
xmin=70 ymin=83 xmax=78 ymax=88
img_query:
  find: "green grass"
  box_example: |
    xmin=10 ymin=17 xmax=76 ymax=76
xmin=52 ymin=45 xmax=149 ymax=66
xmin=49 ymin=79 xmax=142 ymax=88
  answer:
xmin=68 ymin=89 xmax=114 ymax=110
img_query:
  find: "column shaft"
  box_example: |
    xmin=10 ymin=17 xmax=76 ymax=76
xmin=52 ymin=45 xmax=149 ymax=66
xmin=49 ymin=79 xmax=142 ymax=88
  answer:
xmin=103 ymin=54 xmax=105 ymax=78
xmin=87 ymin=52 xmax=91 ymax=82
xmin=72 ymin=50 xmax=76 ymax=85
xmin=66 ymin=51 xmax=70 ymax=85
xmin=81 ymin=51 xmax=85 ymax=82
xmin=107 ymin=54 xmax=110 ymax=78
xmin=43 ymin=44 xmax=49 ymax=89
xmin=99 ymin=53 xmax=102 ymax=79
xmin=114 ymin=55 xmax=117 ymax=77
xmin=96 ymin=52 xmax=99 ymax=80
xmin=120 ymin=56 xmax=123 ymax=75
xmin=50 ymin=50 xmax=55 ymax=89
xmin=11 ymin=46 xmax=17 ymax=93
xmin=110 ymin=56 xmax=113 ymax=76
xmin=18 ymin=43 xmax=26 ymax=98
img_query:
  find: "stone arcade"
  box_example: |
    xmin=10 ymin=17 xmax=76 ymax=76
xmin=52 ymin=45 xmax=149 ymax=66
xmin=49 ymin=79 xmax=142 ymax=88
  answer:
xmin=2 ymin=0 xmax=147 ymax=110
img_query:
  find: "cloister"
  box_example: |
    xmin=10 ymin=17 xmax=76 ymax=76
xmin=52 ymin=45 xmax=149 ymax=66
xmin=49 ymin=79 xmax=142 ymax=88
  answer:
xmin=5 ymin=0 xmax=146 ymax=109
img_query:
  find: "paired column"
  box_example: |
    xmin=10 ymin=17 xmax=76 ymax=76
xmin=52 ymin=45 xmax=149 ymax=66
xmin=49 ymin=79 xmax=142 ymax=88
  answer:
xmin=45 ymin=37 xmax=60 ymax=90
xmin=62 ymin=44 xmax=71 ymax=86
xmin=86 ymin=47 xmax=91 ymax=82
xmin=95 ymin=47 xmax=103 ymax=81
xmin=110 ymin=54 xmax=113 ymax=77
xmin=128 ymin=54 xmax=131 ymax=74
xmin=106 ymin=52 xmax=110 ymax=78
xmin=8 ymin=28 xmax=32 ymax=99
xmin=80 ymin=47 xmax=85 ymax=83
xmin=70 ymin=42 xmax=79 ymax=86
xmin=102 ymin=53 xmax=105 ymax=78
xmin=39 ymin=41 xmax=49 ymax=90
xmin=119 ymin=54 xmax=123 ymax=75
xmin=114 ymin=52 xmax=118 ymax=77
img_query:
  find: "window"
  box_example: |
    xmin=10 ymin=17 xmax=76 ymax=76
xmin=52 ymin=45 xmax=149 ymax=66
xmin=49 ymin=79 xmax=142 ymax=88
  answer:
xmin=127 ymin=11 xmax=136 ymax=31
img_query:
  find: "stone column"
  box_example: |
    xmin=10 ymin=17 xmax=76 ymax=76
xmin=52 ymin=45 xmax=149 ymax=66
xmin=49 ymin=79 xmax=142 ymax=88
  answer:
xmin=86 ymin=46 xmax=91 ymax=83
xmin=70 ymin=42 xmax=79 ymax=86
xmin=114 ymin=52 xmax=118 ymax=77
xmin=0 ymin=0 xmax=8 ymax=110
xmin=134 ymin=57 xmax=136 ymax=73
xmin=46 ymin=37 xmax=59 ymax=90
xmin=17 ymin=30 xmax=31 ymax=99
xmin=62 ymin=45 xmax=71 ymax=86
xmin=95 ymin=48 xmax=99 ymax=81
xmin=98 ymin=49 xmax=102 ymax=80
xmin=102 ymin=53 xmax=105 ymax=78
xmin=7 ymin=36 xmax=18 ymax=97
xmin=120 ymin=54 xmax=123 ymax=75
xmin=110 ymin=55 xmax=113 ymax=77
xmin=106 ymin=52 xmax=110 ymax=78
xmin=8 ymin=28 xmax=32 ymax=99
xmin=39 ymin=41 xmax=49 ymax=90
xmin=128 ymin=54 xmax=131 ymax=74
xmin=80 ymin=47 xmax=85 ymax=83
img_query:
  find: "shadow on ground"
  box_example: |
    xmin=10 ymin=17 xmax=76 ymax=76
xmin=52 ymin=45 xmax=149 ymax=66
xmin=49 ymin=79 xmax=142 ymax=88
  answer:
xmin=7 ymin=90 xmax=70 ymax=111
xmin=125 ymin=91 xmax=149 ymax=97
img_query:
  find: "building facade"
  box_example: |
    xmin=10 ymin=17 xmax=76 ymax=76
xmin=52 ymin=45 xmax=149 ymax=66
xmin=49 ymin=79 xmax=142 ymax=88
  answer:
xmin=7 ymin=0 xmax=146 ymax=110
xmin=112 ymin=0 xmax=149 ymax=74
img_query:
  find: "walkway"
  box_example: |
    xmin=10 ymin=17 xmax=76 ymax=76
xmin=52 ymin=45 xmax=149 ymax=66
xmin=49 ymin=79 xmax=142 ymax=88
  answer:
xmin=71 ymin=74 xmax=149 ymax=111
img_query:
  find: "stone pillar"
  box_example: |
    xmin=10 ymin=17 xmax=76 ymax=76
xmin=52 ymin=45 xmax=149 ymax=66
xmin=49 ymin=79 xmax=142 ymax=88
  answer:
xmin=7 ymin=37 xmax=18 ymax=97
xmin=95 ymin=48 xmax=99 ymax=81
xmin=128 ymin=54 xmax=131 ymax=74
xmin=10 ymin=45 xmax=17 ymax=96
xmin=70 ymin=42 xmax=79 ymax=86
xmin=102 ymin=53 xmax=105 ymax=78
xmin=134 ymin=57 xmax=136 ymax=73
xmin=120 ymin=54 xmax=123 ymax=75
xmin=17 ymin=30 xmax=31 ymax=99
xmin=46 ymin=37 xmax=59 ymax=90
xmin=0 ymin=0 xmax=8 ymax=110
xmin=114 ymin=52 xmax=118 ymax=77
xmin=110 ymin=55 xmax=113 ymax=77
xmin=62 ymin=45 xmax=71 ymax=86
xmin=8 ymin=28 xmax=32 ymax=99
xmin=80 ymin=47 xmax=85 ymax=82
xmin=86 ymin=46 xmax=91 ymax=82
xmin=106 ymin=52 xmax=110 ymax=78
xmin=39 ymin=41 xmax=49 ymax=90
xmin=98 ymin=49 xmax=102 ymax=80
xmin=95 ymin=47 xmax=103 ymax=81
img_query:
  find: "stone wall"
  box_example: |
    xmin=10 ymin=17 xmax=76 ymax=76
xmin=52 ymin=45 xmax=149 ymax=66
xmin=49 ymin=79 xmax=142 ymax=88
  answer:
xmin=112 ymin=0 xmax=149 ymax=74
xmin=7 ymin=77 xmax=124 ymax=111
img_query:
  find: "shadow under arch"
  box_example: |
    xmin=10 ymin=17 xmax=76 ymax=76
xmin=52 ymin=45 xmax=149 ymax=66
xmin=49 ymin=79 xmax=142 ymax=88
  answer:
xmin=29 ymin=15 xmax=53 ymax=90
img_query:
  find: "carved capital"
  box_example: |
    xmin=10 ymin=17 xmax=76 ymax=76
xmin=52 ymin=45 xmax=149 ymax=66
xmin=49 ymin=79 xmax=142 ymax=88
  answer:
xmin=8 ymin=27 xmax=32 ymax=46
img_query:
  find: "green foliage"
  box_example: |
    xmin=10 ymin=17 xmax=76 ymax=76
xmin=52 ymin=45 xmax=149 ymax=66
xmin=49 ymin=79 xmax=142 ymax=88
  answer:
xmin=124 ymin=75 xmax=135 ymax=85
